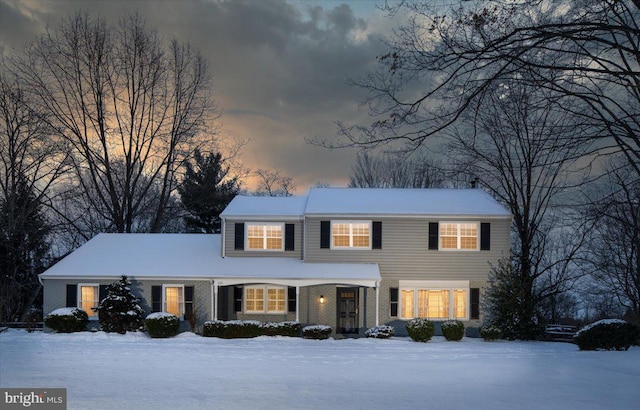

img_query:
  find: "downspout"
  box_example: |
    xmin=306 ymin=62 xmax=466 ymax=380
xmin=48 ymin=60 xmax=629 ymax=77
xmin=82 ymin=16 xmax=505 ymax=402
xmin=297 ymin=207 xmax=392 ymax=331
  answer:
xmin=295 ymin=286 xmax=300 ymax=322
xmin=375 ymin=281 xmax=380 ymax=327
xmin=302 ymin=216 xmax=306 ymax=262
xmin=221 ymin=217 xmax=226 ymax=257
xmin=213 ymin=281 xmax=219 ymax=320
xmin=210 ymin=280 xmax=215 ymax=321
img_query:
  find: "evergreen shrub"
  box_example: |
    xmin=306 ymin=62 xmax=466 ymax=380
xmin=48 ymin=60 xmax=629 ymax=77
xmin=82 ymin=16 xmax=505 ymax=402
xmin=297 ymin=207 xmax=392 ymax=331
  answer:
xmin=302 ymin=325 xmax=332 ymax=340
xmin=261 ymin=321 xmax=302 ymax=337
xmin=406 ymin=318 xmax=435 ymax=342
xmin=441 ymin=320 xmax=465 ymax=341
xmin=145 ymin=312 xmax=179 ymax=338
xmin=364 ymin=325 xmax=395 ymax=339
xmin=202 ymin=320 xmax=262 ymax=338
xmin=573 ymin=319 xmax=640 ymax=351
xmin=96 ymin=276 xmax=144 ymax=334
xmin=44 ymin=308 xmax=88 ymax=333
xmin=480 ymin=325 xmax=502 ymax=341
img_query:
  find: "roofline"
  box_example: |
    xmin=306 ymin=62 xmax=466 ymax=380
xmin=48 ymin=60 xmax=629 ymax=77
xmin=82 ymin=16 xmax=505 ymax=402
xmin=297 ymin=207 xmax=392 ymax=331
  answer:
xmin=303 ymin=213 xmax=512 ymax=219
xmin=220 ymin=215 xmax=304 ymax=220
xmin=39 ymin=275 xmax=214 ymax=281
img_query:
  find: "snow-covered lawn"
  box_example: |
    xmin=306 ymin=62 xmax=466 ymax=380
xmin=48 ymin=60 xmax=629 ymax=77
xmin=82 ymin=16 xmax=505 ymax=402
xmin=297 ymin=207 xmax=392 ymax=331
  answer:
xmin=1 ymin=330 xmax=639 ymax=410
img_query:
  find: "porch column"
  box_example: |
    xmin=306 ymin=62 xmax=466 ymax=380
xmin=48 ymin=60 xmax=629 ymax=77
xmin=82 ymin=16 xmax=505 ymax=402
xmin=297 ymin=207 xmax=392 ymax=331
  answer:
xmin=295 ymin=286 xmax=300 ymax=322
xmin=213 ymin=281 xmax=219 ymax=320
xmin=375 ymin=281 xmax=380 ymax=326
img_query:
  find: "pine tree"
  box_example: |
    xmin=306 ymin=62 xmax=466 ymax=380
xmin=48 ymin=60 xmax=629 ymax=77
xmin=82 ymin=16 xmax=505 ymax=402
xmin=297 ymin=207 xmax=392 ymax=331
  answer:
xmin=179 ymin=149 xmax=239 ymax=233
xmin=96 ymin=276 xmax=144 ymax=334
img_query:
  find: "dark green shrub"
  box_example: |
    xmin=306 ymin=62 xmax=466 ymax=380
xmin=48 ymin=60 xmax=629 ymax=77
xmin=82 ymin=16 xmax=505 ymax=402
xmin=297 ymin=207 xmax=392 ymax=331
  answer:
xmin=202 ymin=320 xmax=262 ymax=338
xmin=262 ymin=321 xmax=302 ymax=337
xmin=96 ymin=276 xmax=144 ymax=334
xmin=145 ymin=313 xmax=179 ymax=338
xmin=364 ymin=325 xmax=395 ymax=339
xmin=480 ymin=325 xmax=502 ymax=341
xmin=573 ymin=319 xmax=640 ymax=351
xmin=441 ymin=320 xmax=465 ymax=341
xmin=44 ymin=308 xmax=88 ymax=333
xmin=302 ymin=325 xmax=332 ymax=340
xmin=406 ymin=318 xmax=435 ymax=342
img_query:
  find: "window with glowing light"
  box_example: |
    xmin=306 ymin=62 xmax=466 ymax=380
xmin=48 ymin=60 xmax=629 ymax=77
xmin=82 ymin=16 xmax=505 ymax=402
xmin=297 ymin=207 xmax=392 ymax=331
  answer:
xmin=78 ymin=284 xmax=99 ymax=318
xmin=440 ymin=222 xmax=479 ymax=250
xmin=401 ymin=288 xmax=468 ymax=320
xmin=163 ymin=285 xmax=184 ymax=317
xmin=245 ymin=286 xmax=286 ymax=313
xmin=246 ymin=223 xmax=284 ymax=251
xmin=331 ymin=221 xmax=371 ymax=249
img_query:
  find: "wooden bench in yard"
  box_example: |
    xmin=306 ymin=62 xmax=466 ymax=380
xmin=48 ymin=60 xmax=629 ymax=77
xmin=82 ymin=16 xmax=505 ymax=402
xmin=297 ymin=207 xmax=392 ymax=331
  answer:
xmin=544 ymin=324 xmax=577 ymax=342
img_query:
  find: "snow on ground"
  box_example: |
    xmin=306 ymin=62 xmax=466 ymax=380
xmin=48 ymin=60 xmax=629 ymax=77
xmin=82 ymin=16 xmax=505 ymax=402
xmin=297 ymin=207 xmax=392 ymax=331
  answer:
xmin=1 ymin=330 xmax=639 ymax=410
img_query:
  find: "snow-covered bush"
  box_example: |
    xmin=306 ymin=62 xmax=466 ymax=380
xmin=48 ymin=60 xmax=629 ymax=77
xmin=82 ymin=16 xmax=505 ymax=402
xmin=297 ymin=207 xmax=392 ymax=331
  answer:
xmin=441 ymin=320 xmax=465 ymax=341
xmin=44 ymin=308 xmax=88 ymax=333
xmin=96 ymin=275 xmax=144 ymax=334
xmin=573 ymin=319 xmax=640 ymax=351
xmin=480 ymin=325 xmax=502 ymax=341
xmin=406 ymin=318 xmax=435 ymax=342
xmin=302 ymin=325 xmax=332 ymax=340
xmin=145 ymin=312 xmax=179 ymax=338
xmin=261 ymin=321 xmax=302 ymax=337
xmin=203 ymin=320 xmax=262 ymax=338
xmin=364 ymin=325 xmax=395 ymax=339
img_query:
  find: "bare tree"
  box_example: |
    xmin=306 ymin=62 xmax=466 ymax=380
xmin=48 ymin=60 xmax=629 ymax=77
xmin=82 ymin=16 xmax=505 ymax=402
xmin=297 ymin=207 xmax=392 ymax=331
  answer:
xmin=0 ymin=57 xmax=68 ymax=321
xmin=332 ymin=0 xmax=639 ymax=175
xmin=585 ymin=158 xmax=640 ymax=323
xmin=349 ymin=151 xmax=447 ymax=188
xmin=448 ymin=80 xmax=589 ymax=338
xmin=254 ymin=169 xmax=296 ymax=197
xmin=13 ymin=12 xmax=217 ymax=235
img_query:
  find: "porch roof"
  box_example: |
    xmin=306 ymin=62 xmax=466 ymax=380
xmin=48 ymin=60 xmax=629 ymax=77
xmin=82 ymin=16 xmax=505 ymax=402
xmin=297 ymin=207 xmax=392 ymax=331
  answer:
xmin=39 ymin=233 xmax=380 ymax=287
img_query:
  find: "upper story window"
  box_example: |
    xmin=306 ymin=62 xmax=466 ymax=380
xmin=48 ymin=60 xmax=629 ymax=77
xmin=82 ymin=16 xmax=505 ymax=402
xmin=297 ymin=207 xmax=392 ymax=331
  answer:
xmin=331 ymin=221 xmax=371 ymax=249
xmin=440 ymin=222 xmax=478 ymax=250
xmin=246 ymin=223 xmax=284 ymax=251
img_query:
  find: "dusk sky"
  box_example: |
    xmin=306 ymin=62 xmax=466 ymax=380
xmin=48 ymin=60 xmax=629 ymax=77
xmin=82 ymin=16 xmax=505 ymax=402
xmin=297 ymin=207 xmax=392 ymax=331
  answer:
xmin=0 ymin=0 xmax=403 ymax=192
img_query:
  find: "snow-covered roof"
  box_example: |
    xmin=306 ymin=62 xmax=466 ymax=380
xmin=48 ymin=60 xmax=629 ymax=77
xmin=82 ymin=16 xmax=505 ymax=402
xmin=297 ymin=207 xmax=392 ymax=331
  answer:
xmin=221 ymin=195 xmax=307 ymax=218
xmin=305 ymin=188 xmax=511 ymax=217
xmin=40 ymin=233 xmax=380 ymax=286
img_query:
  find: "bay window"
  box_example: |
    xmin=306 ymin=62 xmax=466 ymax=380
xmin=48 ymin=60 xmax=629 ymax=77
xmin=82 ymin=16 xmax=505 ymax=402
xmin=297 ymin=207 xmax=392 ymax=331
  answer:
xmin=400 ymin=281 xmax=470 ymax=320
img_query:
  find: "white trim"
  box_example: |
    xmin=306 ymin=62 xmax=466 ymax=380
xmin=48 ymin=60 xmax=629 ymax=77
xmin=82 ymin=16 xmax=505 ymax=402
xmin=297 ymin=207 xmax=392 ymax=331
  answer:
xmin=244 ymin=285 xmax=287 ymax=314
xmin=330 ymin=220 xmax=372 ymax=250
xmin=245 ymin=222 xmax=285 ymax=252
xmin=78 ymin=283 xmax=99 ymax=320
xmin=221 ymin=218 xmax=226 ymax=257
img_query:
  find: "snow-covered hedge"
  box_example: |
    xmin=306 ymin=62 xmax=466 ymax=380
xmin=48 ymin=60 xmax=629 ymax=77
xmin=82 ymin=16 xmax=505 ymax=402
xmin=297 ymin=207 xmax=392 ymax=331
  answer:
xmin=441 ymin=320 xmax=464 ymax=341
xmin=364 ymin=325 xmax=395 ymax=339
xmin=302 ymin=325 xmax=332 ymax=340
xmin=480 ymin=325 xmax=502 ymax=341
xmin=44 ymin=308 xmax=88 ymax=333
xmin=406 ymin=318 xmax=435 ymax=342
xmin=145 ymin=312 xmax=179 ymax=338
xmin=573 ymin=319 xmax=640 ymax=351
xmin=202 ymin=320 xmax=302 ymax=338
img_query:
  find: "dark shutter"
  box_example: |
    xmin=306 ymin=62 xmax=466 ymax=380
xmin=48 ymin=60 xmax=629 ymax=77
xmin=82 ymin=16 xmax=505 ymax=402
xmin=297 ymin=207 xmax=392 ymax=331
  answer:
xmin=372 ymin=221 xmax=382 ymax=249
xmin=287 ymin=287 xmax=296 ymax=312
xmin=428 ymin=222 xmax=439 ymax=250
xmin=185 ymin=286 xmax=194 ymax=320
xmin=99 ymin=285 xmax=108 ymax=302
xmin=389 ymin=287 xmax=399 ymax=317
xmin=66 ymin=284 xmax=77 ymax=307
xmin=151 ymin=286 xmax=162 ymax=313
xmin=320 ymin=221 xmax=330 ymax=249
xmin=285 ymin=224 xmax=295 ymax=251
xmin=234 ymin=286 xmax=243 ymax=312
xmin=480 ymin=223 xmax=491 ymax=251
xmin=471 ymin=288 xmax=480 ymax=320
xmin=234 ymin=223 xmax=245 ymax=250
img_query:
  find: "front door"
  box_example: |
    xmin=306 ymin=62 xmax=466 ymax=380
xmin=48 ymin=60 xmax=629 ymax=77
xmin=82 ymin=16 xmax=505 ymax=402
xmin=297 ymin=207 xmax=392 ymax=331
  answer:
xmin=337 ymin=287 xmax=358 ymax=334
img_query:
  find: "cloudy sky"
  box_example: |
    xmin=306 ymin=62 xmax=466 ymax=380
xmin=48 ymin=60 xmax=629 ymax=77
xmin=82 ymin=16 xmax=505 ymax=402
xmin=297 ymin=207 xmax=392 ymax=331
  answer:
xmin=0 ymin=0 xmax=401 ymax=192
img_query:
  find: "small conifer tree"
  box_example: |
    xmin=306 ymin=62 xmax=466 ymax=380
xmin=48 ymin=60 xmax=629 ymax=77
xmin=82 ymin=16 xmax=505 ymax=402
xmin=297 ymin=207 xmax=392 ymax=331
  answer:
xmin=96 ymin=275 xmax=144 ymax=334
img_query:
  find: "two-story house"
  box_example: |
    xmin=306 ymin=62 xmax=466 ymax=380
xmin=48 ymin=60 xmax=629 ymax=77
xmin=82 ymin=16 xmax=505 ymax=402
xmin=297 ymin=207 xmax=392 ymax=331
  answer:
xmin=39 ymin=188 xmax=511 ymax=335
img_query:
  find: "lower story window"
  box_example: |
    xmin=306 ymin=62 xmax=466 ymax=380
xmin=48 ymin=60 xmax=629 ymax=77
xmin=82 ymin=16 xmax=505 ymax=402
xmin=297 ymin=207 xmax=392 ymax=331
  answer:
xmin=79 ymin=284 xmax=99 ymax=318
xmin=400 ymin=281 xmax=469 ymax=320
xmin=164 ymin=285 xmax=184 ymax=318
xmin=245 ymin=286 xmax=286 ymax=313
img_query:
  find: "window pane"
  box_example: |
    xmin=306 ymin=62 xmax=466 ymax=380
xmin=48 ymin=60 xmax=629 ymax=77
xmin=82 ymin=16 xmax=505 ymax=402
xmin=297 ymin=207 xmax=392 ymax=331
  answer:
xmin=246 ymin=288 xmax=264 ymax=312
xmin=441 ymin=237 xmax=458 ymax=249
xmin=454 ymin=290 xmax=467 ymax=318
xmin=80 ymin=286 xmax=98 ymax=317
xmin=401 ymin=290 xmax=414 ymax=318
xmin=165 ymin=287 xmax=182 ymax=317
xmin=460 ymin=237 xmax=477 ymax=249
xmin=248 ymin=238 xmax=263 ymax=249
xmin=267 ymin=288 xmax=285 ymax=312
xmin=420 ymin=290 xmax=449 ymax=319
xmin=266 ymin=237 xmax=282 ymax=250
xmin=417 ymin=290 xmax=429 ymax=317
